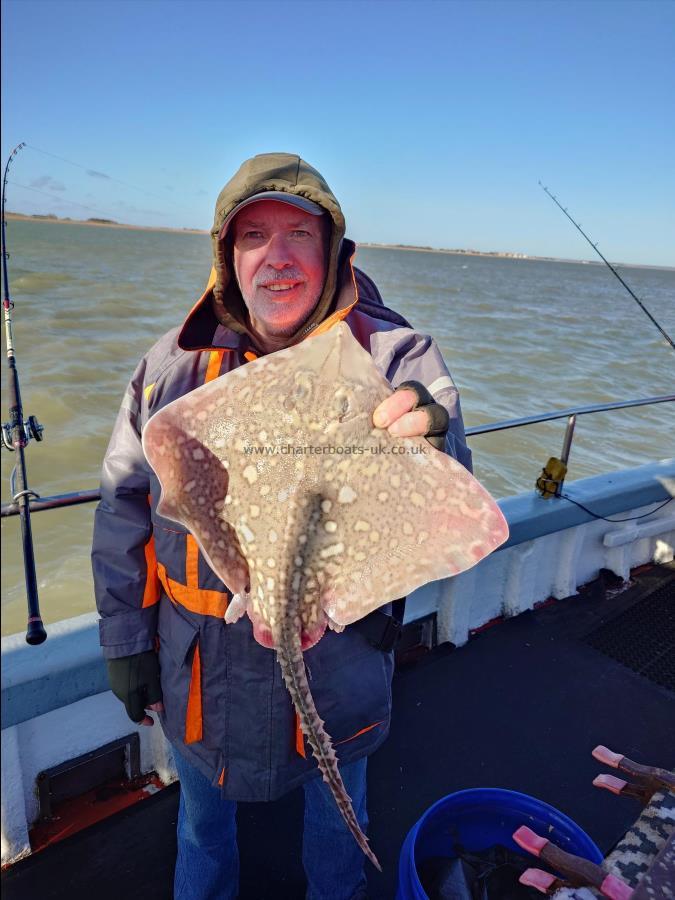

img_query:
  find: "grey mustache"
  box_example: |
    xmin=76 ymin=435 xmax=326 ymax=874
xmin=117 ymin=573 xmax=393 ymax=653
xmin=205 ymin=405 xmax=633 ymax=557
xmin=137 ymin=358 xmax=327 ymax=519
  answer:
xmin=255 ymin=270 xmax=306 ymax=287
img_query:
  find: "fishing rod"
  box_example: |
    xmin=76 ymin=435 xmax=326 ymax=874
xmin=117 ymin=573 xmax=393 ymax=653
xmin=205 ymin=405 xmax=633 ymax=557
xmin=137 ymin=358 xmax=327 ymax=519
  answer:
xmin=539 ymin=182 xmax=674 ymax=352
xmin=1 ymin=142 xmax=47 ymax=645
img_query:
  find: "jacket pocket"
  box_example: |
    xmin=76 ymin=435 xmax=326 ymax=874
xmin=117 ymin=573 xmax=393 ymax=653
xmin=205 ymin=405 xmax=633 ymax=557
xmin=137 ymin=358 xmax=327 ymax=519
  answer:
xmin=158 ymin=601 xmax=202 ymax=743
xmin=305 ymin=628 xmax=394 ymax=750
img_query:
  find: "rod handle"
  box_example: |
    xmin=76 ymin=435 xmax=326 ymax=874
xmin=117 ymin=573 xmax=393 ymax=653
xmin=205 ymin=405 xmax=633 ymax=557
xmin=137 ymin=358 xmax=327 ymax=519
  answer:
xmin=26 ymin=615 xmax=47 ymax=645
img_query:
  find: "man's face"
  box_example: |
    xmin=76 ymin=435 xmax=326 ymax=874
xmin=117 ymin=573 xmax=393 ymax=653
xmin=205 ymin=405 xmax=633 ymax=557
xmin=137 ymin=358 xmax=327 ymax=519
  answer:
xmin=231 ymin=199 xmax=327 ymax=345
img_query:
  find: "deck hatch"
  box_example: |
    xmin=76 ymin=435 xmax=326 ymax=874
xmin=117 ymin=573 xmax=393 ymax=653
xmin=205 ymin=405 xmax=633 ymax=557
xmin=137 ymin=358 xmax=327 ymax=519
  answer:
xmin=583 ymin=578 xmax=675 ymax=693
xmin=36 ymin=733 xmax=141 ymax=820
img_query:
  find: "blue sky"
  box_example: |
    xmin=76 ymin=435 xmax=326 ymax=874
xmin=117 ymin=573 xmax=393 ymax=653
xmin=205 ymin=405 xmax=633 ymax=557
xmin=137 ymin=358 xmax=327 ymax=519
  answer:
xmin=2 ymin=0 xmax=674 ymax=266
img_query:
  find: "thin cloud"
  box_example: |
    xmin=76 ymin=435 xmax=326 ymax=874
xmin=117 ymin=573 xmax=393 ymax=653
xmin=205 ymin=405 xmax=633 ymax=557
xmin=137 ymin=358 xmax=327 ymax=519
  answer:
xmin=113 ymin=199 xmax=168 ymax=217
xmin=87 ymin=169 xmax=110 ymax=180
xmin=30 ymin=175 xmax=66 ymax=192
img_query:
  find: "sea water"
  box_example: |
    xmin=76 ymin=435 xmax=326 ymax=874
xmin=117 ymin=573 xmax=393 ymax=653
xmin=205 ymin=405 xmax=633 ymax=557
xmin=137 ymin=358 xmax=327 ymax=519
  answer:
xmin=1 ymin=220 xmax=673 ymax=635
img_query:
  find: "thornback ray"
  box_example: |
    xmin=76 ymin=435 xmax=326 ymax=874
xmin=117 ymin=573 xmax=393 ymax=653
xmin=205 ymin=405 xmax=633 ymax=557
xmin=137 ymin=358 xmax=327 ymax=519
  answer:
xmin=142 ymin=321 xmax=509 ymax=870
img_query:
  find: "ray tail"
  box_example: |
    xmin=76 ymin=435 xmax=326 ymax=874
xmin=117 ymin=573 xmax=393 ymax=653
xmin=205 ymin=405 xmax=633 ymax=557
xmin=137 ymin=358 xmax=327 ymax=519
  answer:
xmin=274 ymin=619 xmax=382 ymax=872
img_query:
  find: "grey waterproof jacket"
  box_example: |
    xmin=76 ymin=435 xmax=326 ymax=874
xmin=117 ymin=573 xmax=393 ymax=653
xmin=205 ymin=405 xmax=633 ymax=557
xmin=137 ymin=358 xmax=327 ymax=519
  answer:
xmin=93 ymin=155 xmax=472 ymax=799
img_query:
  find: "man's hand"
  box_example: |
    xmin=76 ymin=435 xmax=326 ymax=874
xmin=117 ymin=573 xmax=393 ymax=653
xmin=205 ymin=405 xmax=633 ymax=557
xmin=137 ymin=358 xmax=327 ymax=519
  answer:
xmin=106 ymin=650 xmax=165 ymax=727
xmin=373 ymin=381 xmax=449 ymax=450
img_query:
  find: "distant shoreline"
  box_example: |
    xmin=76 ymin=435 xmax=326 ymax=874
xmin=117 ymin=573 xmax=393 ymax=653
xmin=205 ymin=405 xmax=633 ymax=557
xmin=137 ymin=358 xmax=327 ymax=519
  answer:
xmin=5 ymin=211 xmax=208 ymax=236
xmin=358 ymin=243 xmax=674 ymax=271
xmin=6 ymin=213 xmax=672 ymax=271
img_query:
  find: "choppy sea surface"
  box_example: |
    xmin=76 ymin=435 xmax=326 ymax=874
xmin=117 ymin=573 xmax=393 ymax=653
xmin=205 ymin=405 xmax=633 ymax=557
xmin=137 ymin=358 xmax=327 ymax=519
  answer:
xmin=1 ymin=219 xmax=673 ymax=636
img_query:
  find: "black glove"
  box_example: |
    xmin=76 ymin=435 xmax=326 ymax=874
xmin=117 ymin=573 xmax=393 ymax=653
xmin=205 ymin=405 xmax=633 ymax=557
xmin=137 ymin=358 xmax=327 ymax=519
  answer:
xmin=395 ymin=380 xmax=450 ymax=451
xmin=106 ymin=650 xmax=163 ymax=723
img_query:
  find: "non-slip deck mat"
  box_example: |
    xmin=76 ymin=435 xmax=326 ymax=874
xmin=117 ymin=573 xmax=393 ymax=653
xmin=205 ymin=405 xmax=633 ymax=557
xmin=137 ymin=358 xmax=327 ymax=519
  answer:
xmin=584 ymin=577 xmax=675 ymax=692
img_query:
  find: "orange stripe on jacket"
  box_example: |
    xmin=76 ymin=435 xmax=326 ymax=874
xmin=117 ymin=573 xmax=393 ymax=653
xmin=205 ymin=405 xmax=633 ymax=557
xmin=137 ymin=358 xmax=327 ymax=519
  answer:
xmin=157 ymin=563 xmax=228 ymax=618
xmin=295 ymin=718 xmax=385 ymax=757
xmin=335 ymin=721 xmax=384 ymax=746
xmin=185 ymin=642 xmax=203 ymax=744
xmin=205 ymin=349 xmax=226 ymax=383
xmin=185 ymin=535 xmax=200 ymax=588
xmin=295 ymin=713 xmax=306 ymax=758
xmin=142 ymin=537 xmax=161 ymax=608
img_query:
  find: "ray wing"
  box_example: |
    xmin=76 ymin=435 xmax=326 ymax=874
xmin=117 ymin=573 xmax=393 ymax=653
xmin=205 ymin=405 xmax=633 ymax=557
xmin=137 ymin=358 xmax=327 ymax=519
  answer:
xmin=315 ymin=432 xmax=508 ymax=627
xmin=142 ymin=402 xmax=250 ymax=596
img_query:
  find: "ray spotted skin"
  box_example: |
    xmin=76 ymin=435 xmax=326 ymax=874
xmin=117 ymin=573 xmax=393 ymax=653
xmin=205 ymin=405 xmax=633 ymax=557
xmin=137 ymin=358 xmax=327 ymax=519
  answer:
xmin=142 ymin=322 xmax=508 ymax=867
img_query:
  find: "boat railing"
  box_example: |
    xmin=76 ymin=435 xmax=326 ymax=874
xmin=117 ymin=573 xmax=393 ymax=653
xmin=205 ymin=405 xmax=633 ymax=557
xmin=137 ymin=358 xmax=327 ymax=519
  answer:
xmin=1 ymin=394 xmax=673 ymax=518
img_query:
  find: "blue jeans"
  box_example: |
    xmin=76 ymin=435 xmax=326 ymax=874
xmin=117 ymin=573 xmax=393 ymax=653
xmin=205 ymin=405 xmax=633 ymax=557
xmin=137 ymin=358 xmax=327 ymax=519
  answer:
xmin=173 ymin=748 xmax=369 ymax=900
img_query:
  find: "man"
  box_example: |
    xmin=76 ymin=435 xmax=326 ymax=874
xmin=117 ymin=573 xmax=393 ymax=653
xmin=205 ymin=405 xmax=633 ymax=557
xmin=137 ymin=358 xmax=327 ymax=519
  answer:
xmin=93 ymin=153 xmax=472 ymax=899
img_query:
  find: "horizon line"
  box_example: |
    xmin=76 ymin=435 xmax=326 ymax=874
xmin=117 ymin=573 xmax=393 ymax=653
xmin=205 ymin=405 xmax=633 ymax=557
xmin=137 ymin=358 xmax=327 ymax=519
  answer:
xmin=5 ymin=211 xmax=673 ymax=272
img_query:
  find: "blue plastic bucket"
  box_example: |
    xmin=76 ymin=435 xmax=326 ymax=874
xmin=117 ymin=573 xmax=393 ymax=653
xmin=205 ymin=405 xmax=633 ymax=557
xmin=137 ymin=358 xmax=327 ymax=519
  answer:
xmin=396 ymin=788 xmax=603 ymax=900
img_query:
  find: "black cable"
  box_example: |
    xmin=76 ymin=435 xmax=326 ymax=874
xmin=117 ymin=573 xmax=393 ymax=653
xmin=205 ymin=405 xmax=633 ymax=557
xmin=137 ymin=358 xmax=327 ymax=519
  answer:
xmin=559 ymin=493 xmax=673 ymax=523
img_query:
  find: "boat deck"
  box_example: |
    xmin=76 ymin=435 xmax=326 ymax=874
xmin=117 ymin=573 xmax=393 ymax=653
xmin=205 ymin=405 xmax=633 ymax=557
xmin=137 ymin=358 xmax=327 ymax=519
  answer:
xmin=3 ymin=562 xmax=674 ymax=899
